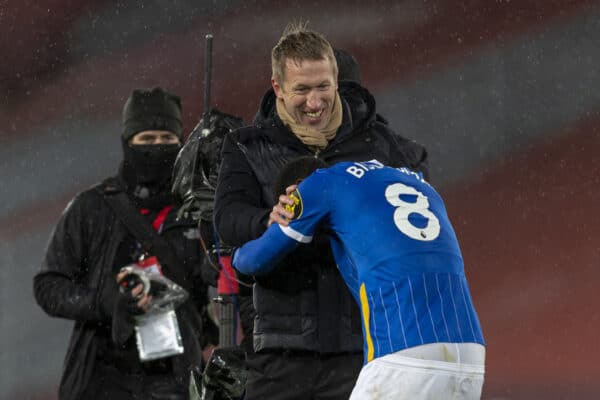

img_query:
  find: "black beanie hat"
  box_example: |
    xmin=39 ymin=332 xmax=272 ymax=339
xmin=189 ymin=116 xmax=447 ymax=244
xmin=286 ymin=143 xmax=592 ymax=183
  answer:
xmin=334 ymin=48 xmax=361 ymax=84
xmin=122 ymin=87 xmax=183 ymax=142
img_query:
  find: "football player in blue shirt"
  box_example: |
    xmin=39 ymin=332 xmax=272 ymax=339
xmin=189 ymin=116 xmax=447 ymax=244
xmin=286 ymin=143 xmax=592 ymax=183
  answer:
xmin=233 ymin=157 xmax=485 ymax=399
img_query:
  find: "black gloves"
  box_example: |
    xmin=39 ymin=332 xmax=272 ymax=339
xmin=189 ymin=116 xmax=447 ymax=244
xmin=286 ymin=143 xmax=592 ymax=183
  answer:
xmin=111 ymin=291 xmax=144 ymax=346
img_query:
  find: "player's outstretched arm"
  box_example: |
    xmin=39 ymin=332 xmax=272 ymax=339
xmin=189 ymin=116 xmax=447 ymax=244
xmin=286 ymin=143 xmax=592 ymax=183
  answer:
xmin=232 ymin=225 xmax=300 ymax=275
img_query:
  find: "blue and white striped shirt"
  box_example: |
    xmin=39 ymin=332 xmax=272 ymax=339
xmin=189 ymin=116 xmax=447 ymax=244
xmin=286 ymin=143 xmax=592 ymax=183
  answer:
xmin=233 ymin=160 xmax=484 ymax=364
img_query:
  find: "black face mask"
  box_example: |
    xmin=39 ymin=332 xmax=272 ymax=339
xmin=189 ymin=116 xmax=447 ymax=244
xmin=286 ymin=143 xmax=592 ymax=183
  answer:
xmin=119 ymin=143 xmax=181 ymax=208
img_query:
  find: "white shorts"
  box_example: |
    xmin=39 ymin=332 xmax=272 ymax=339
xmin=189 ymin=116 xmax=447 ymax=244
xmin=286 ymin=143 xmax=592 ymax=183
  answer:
xmin=349 ymin=343 xmax=485 ymax=400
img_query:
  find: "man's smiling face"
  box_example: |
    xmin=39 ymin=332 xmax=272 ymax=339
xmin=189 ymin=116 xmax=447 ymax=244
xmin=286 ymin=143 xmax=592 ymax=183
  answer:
xmin=272 ymin=57 xmax=337 ymax=131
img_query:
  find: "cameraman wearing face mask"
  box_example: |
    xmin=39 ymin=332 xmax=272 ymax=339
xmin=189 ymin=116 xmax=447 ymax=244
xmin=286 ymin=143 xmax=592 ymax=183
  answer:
xmin=34 ymin=87 xmax=217 ymax=400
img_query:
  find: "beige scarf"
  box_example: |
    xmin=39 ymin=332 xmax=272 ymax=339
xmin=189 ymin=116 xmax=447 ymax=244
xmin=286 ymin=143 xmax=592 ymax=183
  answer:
xmin=276 ymin=91 xmax=343 ymax=150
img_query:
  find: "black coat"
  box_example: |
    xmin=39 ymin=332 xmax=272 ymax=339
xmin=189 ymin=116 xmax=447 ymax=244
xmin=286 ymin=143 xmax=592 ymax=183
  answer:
xmin=214 ymin=84 xmax=428 ymax=353
xmin=34 ymin=177 xmax=214 ymax=400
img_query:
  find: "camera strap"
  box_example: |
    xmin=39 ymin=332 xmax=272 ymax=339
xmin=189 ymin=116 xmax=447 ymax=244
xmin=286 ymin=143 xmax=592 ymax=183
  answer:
xmin=102 ymin=189 xmax=188 ymax=291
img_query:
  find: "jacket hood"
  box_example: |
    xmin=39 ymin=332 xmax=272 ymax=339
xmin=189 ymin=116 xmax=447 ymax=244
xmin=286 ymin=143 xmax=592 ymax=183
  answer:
xmin=252 ymin=82 xmax=379 ymax=136
xmin=252 ymin=87 xmax=278 ymax=126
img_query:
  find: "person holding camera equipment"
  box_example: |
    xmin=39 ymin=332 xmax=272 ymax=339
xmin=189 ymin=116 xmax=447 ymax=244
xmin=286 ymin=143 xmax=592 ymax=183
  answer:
xmin=34 ymin=87 xmax=218 ymax=400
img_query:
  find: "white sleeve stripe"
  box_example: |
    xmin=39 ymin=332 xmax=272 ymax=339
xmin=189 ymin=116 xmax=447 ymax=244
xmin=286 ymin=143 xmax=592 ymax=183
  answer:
xmin=279 ymin=225 xmax=313 ymax=243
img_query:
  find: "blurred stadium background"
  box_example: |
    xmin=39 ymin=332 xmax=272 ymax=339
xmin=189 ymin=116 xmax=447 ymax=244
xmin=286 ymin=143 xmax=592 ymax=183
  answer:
xmin=1 ymin=1 xmax=599 ymax=398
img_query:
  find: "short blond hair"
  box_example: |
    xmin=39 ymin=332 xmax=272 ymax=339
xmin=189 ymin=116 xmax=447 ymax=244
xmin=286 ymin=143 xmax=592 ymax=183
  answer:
xmin=271 ymin=22 xmax=338 ymax=85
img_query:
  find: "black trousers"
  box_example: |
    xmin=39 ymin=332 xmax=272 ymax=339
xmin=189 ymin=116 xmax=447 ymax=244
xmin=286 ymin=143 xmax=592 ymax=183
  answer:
xmin=243 ymin=351 xmax=363 ymax=400
xmin=79 ymin=361 xmax=187 ymax=400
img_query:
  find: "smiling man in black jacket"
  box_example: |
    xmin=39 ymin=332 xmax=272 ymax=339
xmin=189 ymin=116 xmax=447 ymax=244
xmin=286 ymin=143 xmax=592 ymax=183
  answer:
xmin=214 ymin=23 xmax=429 ymax=400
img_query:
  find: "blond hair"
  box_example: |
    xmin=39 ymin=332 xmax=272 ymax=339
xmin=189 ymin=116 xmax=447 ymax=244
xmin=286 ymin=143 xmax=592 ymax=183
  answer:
xmin=271 ymin=21 xmax=338 ymax=85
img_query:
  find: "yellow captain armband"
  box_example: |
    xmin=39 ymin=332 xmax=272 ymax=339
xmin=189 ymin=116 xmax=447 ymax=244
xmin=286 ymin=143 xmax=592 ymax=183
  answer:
xmin=284 ymin=189 xmax=303 ymax=219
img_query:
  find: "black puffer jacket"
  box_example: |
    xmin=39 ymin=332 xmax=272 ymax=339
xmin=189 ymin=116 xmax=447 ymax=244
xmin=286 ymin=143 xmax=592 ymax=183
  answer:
xmin=214 ymin=84 xmax=428 ymax=353
xmin=34 ymin=177 xmax=215 ymax=400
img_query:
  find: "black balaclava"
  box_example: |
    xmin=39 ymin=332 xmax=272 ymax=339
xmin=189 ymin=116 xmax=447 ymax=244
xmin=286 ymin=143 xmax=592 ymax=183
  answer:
xmin=119 ymin=87 xmax=183 ymax=209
